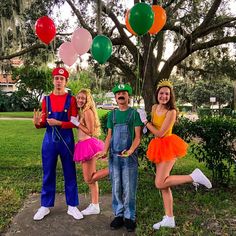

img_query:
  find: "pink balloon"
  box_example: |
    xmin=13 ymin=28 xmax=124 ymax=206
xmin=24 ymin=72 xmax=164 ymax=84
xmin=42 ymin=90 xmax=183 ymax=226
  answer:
xmin=58 ymin=42 xmax=78 ymax=67
xmin=71 ymin=28 xmax=92 ymax=56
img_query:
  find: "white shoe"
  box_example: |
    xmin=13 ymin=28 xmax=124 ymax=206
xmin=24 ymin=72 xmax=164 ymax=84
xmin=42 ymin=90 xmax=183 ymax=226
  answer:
xmin=153 ymin=215 xmax=175 ymax=230
xmin=190 ymin=168 xmax=212 ymax=189
xmin=33 ymin=206 xmax=50 ymax=220
xmin=81 ymin=203 xmax=100 ymax=215
xmin=67 ymin=206 xmax=84 ymax=220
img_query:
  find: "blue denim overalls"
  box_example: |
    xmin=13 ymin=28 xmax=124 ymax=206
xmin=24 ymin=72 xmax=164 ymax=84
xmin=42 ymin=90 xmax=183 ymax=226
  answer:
xmin=109 ymin=108 xmax=138 ymax=221
xmin=41 ymin=94 xmax=79 ymax=207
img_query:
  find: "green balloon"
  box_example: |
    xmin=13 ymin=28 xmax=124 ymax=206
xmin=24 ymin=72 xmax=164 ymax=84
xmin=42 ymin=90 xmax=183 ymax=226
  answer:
xmin=91 ymin=35 xmax=112 ymax=64
xmin=129 ymin=3 xmax=154 ymax=36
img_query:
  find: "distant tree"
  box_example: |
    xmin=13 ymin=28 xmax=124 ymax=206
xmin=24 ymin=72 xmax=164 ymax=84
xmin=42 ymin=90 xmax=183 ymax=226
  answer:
xmin=173 ymin=47 xmax=236 ymax=108
xmin=12 ymin=66 xmax=53 ymax=103
xmin=67 ymin=70 xmax=95 ymax=95
xmin=189 ymin=77 xmax=233 ymax=108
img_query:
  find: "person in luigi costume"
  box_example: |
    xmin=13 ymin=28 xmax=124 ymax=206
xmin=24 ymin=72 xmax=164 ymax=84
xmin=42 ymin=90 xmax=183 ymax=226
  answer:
xmin=95 ymin=83 xmax=143 ymax=232
xmin=33 ymin=67 xmax=83 ymax=221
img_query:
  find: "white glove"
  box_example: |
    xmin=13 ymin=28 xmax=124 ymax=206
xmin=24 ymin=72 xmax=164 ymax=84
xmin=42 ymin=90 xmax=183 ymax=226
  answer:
xmin=137 ymin=108 xmax=148 ymax=124
xmin=70 ymin=116 xmax=80 ymax=127
xmin=143 ymin=126 xmax=147 ymax=134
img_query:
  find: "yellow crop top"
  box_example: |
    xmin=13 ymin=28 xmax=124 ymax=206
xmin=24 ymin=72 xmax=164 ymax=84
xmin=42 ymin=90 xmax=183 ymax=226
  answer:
xmin=151 ymin=111 xmax=174 ymax=137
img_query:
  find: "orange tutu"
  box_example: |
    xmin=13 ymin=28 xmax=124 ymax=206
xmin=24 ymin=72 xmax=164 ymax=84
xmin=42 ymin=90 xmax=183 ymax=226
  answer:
xmin=147 ymin=134 xmax=188 ymax=163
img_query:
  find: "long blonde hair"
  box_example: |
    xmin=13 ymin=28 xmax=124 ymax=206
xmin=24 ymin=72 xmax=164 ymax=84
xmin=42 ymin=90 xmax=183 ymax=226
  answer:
xmin=77 ymin=89 xmax=101 ymax=137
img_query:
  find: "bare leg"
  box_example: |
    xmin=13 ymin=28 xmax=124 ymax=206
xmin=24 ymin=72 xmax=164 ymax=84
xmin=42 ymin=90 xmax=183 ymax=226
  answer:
xmin=153 ymin=160 xmax=193 ymax=229
xmin=82 ymin=158 xmax=99 ymax=204
xmin=155 ymin=161 xmax=193 ymax=190
xmin=91 ymin=168 xmax=109 ymax=182
xmin=155 ymin=161 xmax=175 ymax=216
xmin=161 ymin=188 xmax=173 ymax=216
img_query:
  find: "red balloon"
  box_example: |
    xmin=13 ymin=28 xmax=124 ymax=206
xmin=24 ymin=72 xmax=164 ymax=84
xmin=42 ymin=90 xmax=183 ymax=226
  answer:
xmin=35 ymin=16 xmax=56 ymax=45
xmin=149 ymin=5 xmax=166 ymax=35
xmin=125 ymin=9 xmax=136 ymax=35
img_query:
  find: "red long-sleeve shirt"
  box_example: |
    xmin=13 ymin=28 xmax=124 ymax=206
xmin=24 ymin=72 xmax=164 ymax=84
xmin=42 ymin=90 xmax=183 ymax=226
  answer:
xmin=36 ymin=93 xmax=78 ymax=129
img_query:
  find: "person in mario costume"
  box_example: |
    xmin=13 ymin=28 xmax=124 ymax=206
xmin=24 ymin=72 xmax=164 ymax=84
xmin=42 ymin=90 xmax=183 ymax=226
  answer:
xmin=33 ymin=67 xmax=83 ymax=221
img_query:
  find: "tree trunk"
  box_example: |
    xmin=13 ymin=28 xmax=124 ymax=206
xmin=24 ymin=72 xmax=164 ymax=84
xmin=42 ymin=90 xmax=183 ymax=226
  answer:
xmin=233 ymin=81 xmax=236 ymax=110
xmin=141 ymin=56 xmax=158 ymax=112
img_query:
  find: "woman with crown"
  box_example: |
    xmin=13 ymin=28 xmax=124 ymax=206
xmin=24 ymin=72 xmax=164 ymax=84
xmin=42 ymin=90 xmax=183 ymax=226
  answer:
xmin=137 ymin=80 xmax=212 ymax=230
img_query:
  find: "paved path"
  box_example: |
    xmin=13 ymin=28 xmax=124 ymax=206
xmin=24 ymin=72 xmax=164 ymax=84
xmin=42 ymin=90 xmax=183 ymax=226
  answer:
xmin=0 ymin=117 xmax=32 ymax=120
xmin=3 ymin=193 xmax=135 ymax=236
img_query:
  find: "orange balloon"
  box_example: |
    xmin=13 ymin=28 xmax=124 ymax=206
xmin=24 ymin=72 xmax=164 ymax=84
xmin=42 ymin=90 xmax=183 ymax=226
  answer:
xmin=149 ymin=5 xmax=167 ymax=35
xmin=125 ymin=9 xmax=136 ymax=35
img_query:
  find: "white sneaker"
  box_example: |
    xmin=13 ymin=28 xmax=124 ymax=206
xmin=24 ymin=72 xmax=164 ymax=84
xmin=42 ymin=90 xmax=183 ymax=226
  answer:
xmin=67 ymin=206 xmax=84 ymax=220
xmin=81 ymin=203 xmax=100 ymax=215
xmin=33 ymin=206 xmax=50 ymax=220
xmin=153 ymin=215 xmax=175 ymax=230
xmin=190 ymin=168 xmax=212 ymax=189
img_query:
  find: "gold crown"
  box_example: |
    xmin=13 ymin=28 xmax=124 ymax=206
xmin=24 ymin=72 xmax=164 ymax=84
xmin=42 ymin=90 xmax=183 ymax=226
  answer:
xmin=157 ymin=79 xmax=173 ymax=89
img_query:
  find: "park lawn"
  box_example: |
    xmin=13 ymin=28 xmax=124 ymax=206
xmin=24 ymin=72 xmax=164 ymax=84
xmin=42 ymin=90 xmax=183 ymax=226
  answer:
xmin=0 ymin=109 xmax=109 ymax=118
xmin=0 ymin=111 xmax=33 ymax=118
xmin=0 ymin=120 xmax=235 ymax=235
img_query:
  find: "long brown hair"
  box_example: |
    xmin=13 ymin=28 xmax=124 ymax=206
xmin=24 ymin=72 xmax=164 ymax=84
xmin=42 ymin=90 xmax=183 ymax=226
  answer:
xmin=155 ymin=86 xmax=177 ymax=111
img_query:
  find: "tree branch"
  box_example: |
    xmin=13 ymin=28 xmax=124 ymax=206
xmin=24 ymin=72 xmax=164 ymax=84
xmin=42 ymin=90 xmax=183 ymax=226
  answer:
xmin=0 ymin=43 xmax=47 ymax=60
xmin=192 ymin=36 xmax=236 ymax=52
xmin=56 ymin=32 xmax=73 ymax=36
xmin=177 ymin=63 xmax=207 ymax=75
xmin=193 ymin=17 xmax=236 ymax=40
xmin=193 ymin=0 xmax=222 ymax=37
xmin=65 ymin=0 xmax=95 ymax=36
xmin=164 ymin=0 xmax=178 ymax=9
xmin=166 ymin=0 xmax=185 ymax=15
xmin=101 ymin=2 xmax=139 ymax=63
xmin=155 ymin=33 xmax=164 ymax=67
xmin=164 ymin=23 xmax=188 ymax=38
xmin=109 ymin=55 xmax=136 ymax=80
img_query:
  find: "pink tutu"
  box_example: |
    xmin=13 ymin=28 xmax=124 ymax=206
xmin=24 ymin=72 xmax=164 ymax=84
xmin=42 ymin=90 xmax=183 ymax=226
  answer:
xmin=73 ymin=137 xmax=104 ymax=163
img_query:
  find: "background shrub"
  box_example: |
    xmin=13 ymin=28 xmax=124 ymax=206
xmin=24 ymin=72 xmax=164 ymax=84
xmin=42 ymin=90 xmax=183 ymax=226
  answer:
xmin=189 ymin=117 xmax=236 ymax=186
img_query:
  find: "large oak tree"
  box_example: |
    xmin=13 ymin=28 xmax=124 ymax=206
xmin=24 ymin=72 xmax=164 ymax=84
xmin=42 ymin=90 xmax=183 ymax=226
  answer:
xmin=1 ymin=0 xmax=236 ymax=111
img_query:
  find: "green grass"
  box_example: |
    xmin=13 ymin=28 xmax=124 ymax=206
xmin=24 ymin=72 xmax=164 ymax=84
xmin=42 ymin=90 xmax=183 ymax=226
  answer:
xmin=0 ymin=119 xmax=235 ymax=235
xmin=0 ymin=111 xmax=33 ymax=118
xmin=0 ymin=109 xmax=109 ymax=118
xmin=136 ymin=158 xmax=236 ymax=235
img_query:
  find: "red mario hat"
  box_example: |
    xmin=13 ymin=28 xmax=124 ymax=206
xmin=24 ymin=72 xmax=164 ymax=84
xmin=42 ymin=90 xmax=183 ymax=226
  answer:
xmin=52 ymin=67 xmax=69 ymax=79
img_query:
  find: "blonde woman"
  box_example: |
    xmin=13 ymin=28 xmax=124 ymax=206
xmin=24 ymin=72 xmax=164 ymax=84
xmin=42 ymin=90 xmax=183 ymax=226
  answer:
xmin=71 ymin=89 xmax=109 ymax=216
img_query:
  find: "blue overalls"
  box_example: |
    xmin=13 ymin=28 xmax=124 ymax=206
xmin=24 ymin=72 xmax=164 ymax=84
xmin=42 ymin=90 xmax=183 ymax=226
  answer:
xmin=109 ymin=108 xmax=138 ymax=221
xmin=41 ymin=94 xmax=79 ymax=207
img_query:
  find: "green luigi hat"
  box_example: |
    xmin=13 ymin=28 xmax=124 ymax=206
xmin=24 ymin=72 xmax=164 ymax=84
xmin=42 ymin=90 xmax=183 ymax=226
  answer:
xmin=112 ymin=84 xmax=132 ymax=95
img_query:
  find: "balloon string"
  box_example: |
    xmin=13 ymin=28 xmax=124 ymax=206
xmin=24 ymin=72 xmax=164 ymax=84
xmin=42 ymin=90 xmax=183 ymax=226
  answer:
xmin=44 ymin=44 xmax=50 ymax=96
xmin=136 ymin=36 xmax=141 ymax=105
xmin=46 ymin=41 xmax=56 ymax=96
xmin=100 ymin=64 xmax=105 ymax=94
xmin=140 ymin=36 xmax=152 ymax=97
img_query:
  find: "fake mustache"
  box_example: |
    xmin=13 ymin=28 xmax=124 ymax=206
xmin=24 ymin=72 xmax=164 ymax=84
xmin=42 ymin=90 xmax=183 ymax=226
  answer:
xmin=118 ymin=96 xmax=125 ymax=100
